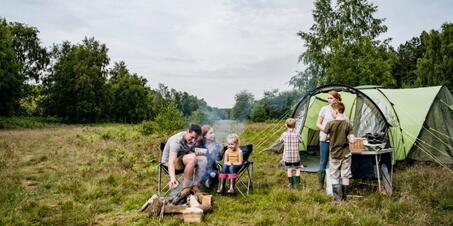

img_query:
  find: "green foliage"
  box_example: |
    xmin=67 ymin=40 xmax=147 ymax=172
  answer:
xmin=393 ymin=23 xmax=453 ymax=90
xmin=140 ymin=104 xmax=185 ymax=136
xmin=9 ymin=21 xmax=49 ymax=82
xmin=108 ymin=61 xmax=153 ymax=123
xmin=293 ymin=0 xmax=395 ymax=89
xmin=0 ymin=19 xmax=23 ymax=116
xmin=231 ymin=90 xmax=254 ymax=121
xmin=415 ymin=23 xmax=453 ymax=91
xmin=251 ymin=100 xmax=268 ymax=122
xmin=0 ymin=116 xmax=60 ymax=129
xmin=249 ymin=90 xmax=301 ymax=122
xmin=188 ymin=108 xmax=217 ymax=125
xmin=325 ymin=37 xmax=396 ymax=86
xmin=43 ymin=38 xmax=110 ymax=122
xmin=19 ymin=84 xmax=46 ymax=116
xmin=393 ymin=37 xmax=422 ymax=87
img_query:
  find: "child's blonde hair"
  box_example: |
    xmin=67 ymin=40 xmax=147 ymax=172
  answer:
xmin=227 ymin=133 xmax=240 ymax=151
xmin=286 ymin=118 xmax=296 ymax=128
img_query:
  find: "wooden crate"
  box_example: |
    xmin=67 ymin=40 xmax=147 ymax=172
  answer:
xmin=349 ymin=138 xmax=367 ymax=152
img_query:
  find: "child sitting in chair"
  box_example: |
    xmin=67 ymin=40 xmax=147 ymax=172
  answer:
xmin=217 ymin=133 xmax=243 ymax=194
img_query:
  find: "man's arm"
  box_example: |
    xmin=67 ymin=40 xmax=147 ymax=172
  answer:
xmin=167 ymin=150 xmax=179 ymax=189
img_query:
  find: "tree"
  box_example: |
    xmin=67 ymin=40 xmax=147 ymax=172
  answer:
xmin=0 ymin=19 xmax=23 ymax=116
xmin=108 ymin=61 xmax=152 ymax=123
xmin=43 ymin=38 xmax=110 ymax=122
xmin=231 ymin=90 xmax=254 ymax=121
xmin=293 ymin=0 xmax=395 ymax=88
xmin=392 ymin=37 xmax=422 ymax=87
xmin=415 ymin=23 xmax=453 ymax=90
xmin=9 ymin=22 xmax=49 ymax=82
xmin=250 ymin=100 xmax=268 ymax=122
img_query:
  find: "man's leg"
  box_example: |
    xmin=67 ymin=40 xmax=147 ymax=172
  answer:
xmin=182 ymin=153 xmax=196 ymax=188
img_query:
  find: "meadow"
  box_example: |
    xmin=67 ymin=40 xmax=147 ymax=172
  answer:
xmin=0 ymin=121 xmax=452 ymax=225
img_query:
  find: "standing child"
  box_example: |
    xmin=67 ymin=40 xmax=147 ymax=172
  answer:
xmin=279 ymin=118 xmax=303 ymax=188
xmin=217 ymin=134 xmax=243 ymax=194
xmin=323 ymin=102 xmax=356 ymax=203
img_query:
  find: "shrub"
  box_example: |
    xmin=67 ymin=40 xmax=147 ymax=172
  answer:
xmin=140 ymin=104 xmax=185 ymax=136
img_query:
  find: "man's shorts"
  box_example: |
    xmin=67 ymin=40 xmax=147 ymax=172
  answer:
xmin=163 ymin=155 xmax=187 ymax=171
xmin=329 ymin=153 xmax=352 ymax=179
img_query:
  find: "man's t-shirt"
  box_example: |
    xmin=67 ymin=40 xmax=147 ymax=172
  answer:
xmin=324 ymin=119 xmax=353 ymax=159
xmin=161 ymin=131 xmax=191 ymax=163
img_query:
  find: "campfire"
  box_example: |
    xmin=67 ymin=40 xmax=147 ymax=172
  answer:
xmin=140 ymin=186 xmax=213 ymax=223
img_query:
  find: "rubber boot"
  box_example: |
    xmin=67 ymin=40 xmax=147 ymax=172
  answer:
xmin=332 ymin=184 xmax=342 ymax=204
xmin=292 ymin=176 xmax=301 ymax=189
xmin=318 ymin=170 xmax=326 ymax=191
xmin=217 ymin=173 xmax=227 ymax=193
xmin=288 ymin=177 xmax=293 ymax=188
xmin=227 ymin=174 xmax=237 ymax=194
xmin=342 ymin=185 xmax=348 ymax=201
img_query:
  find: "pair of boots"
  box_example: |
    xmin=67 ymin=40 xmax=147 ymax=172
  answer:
xmin=287 ymin=176 xmax=301 ymax=188
xmin=332 ymin=184 xmax=349 ymax=203
xmin=217 ymin=173 xmax=237 ymax=194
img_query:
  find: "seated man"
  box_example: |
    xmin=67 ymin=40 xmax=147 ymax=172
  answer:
xmin=161 ymin=124 xmax=204 ymax=190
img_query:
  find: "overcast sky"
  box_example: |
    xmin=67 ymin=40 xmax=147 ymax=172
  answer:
xmin=1 ymin=0 xmax=452 ymax=108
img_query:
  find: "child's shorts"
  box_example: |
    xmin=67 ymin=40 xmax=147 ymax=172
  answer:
xmin=285 ymin=161 xmax=301 ymax=168
xmin=329 ymin=154 xmax=352 ymax=180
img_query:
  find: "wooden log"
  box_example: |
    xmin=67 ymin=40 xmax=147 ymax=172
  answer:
xmin=141 ymin=195 xmax=163 ymax=217
xmin=162 ymin=204 xmax=189 ymax=214
xmin=200 ymin=195 xmax=213 ymax=212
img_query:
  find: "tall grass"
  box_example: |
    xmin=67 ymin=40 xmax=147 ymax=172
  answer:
xmin=0 ymin=123 xmax=451 ymax=225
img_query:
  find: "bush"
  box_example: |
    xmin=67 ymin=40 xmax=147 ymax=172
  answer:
xmin=140 ymin=104 xmax=185 ymax=136
xmin=0 ymin=116 xmax=60 ymax=129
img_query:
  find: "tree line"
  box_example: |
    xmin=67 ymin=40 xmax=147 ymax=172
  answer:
xmin=0 ymin=18 xmax=226 ymax=126
xmin=231 ymin=0 xmax=453 ymax=122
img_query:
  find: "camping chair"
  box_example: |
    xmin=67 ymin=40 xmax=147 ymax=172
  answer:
xmin=217 ymin=144 xmax=254 ymax=196
xmin=157 ymin=142 xmax=187 ymax=196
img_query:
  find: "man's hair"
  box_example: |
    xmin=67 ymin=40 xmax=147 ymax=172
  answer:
xmin=188 ymin=124 xmax=202 ymax=136
xmin=286 ymin=118 xmax=296 ymax=128
xmin=331 ymin=102 xmax=345 ymax=114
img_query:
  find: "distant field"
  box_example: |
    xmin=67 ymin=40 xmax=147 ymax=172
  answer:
xmin=1 ymin=122 xmax=452 ymax=225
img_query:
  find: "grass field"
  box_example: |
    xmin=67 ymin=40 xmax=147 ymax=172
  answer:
xmin=1 ymin=121 xmax=452 ymax=225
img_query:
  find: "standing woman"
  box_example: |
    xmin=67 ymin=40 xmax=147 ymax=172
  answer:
xmin=316 ymin=90 xmax=342 ymax=190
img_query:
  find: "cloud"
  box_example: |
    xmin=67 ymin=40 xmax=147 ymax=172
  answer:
xmin=2 ymin=0 xmax=452 ymax=108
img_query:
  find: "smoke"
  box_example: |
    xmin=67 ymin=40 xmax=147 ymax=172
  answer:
xmin=212 ymin=120 xmax=245 ymax=144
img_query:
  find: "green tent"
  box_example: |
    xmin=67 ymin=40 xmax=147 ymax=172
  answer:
xmin=360 ymin=85 xmax=453 ymax=164
xmin=269 ymin=85 xmax=453 ymax=165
